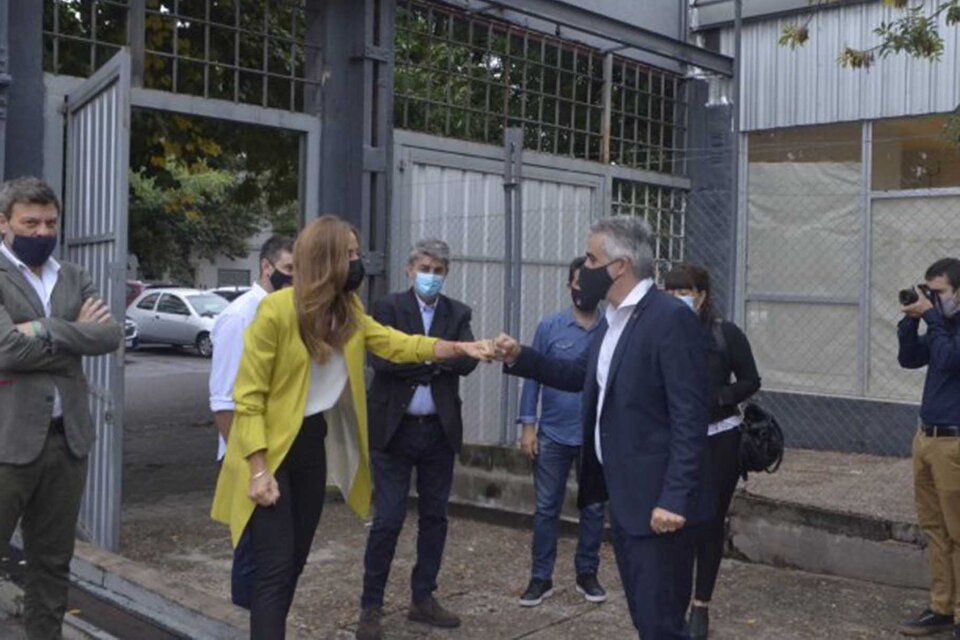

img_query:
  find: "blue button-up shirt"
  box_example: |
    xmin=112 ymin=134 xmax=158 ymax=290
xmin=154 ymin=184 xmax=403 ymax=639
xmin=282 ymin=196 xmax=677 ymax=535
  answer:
xmin=406 ymin=296 xmax=438 ymax=416
xmin=518 ymin=307 xmax=605 ymax=446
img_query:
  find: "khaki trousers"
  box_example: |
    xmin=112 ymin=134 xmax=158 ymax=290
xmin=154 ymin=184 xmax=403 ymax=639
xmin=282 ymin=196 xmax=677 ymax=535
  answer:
xmin=913 ymin=430 xmax=960 ymax=621
xmin=0 ymin=428 xmax=87 ymax=640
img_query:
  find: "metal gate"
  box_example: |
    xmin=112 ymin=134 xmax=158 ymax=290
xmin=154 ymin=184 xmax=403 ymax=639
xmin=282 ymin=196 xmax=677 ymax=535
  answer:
xmin=392 ymin=131 xmax=606 ymax=446
xmin=63 ymin=51 xmax=131 ymax=551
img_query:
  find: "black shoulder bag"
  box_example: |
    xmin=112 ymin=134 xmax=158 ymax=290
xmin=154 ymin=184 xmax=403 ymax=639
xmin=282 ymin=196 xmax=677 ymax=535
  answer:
xmin=710 ymin=319 xmax=784 ymax=481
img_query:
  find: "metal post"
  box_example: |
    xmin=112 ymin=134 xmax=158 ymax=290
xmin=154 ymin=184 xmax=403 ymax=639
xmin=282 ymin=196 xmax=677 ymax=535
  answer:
xmin=600 ymin=53 xmax=613 ymax=166
xmin=499 ymin=127 xmax=523 ymax=445
xmin=0 ymin=0 xmax=10 ymax=180
xmin=318 ymin=0 xmax=395 ymax=304
xmin=128 ymin=0 xmax=146 ymax=87
xmin=728 ymin=0 xmax=743 ymax=323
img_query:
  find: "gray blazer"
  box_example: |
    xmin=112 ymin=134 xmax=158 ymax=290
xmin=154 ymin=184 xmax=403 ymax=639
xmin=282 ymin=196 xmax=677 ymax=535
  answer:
xmin=0 ymin=251 xmax=123 ymax=464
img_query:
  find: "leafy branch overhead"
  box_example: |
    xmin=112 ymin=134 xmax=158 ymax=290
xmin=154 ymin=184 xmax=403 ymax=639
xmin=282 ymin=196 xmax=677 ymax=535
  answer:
xmin=779 ymin=0 xmax=960 ymax=69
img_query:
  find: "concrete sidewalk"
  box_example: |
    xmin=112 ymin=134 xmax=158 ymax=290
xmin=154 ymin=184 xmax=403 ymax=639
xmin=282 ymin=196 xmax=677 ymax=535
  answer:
xmin=117 ymin=490 xmax=928 ymax=639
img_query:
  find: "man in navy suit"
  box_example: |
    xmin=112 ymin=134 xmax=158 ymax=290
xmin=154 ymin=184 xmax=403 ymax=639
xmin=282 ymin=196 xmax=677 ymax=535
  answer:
xmin=495 ymin=216 xmax=712 ymax=640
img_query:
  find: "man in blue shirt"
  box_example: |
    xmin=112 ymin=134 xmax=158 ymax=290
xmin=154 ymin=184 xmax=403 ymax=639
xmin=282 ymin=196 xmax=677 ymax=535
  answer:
xmin=897 ymin=257 xmax=960 ymax=639
xmin=517 ymin=256 xmax=607 ymax=607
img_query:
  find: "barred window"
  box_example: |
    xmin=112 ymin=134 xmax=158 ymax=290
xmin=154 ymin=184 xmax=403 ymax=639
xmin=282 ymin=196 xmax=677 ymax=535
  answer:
xmin=611 ymin=179 xmax=686 ymax=275
xmin=44 ymin=0 xmax=318 ymax=113
xmin=394 ymin=0 xmax=685 ymax=173
xmin=43 ymin=0 xmax=130 ymax=77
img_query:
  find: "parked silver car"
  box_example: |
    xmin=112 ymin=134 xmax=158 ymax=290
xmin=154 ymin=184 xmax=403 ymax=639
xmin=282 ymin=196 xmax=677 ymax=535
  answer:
xmin=126 ymin=288 xmax=228 ymax=357
xmin=124 ymin=316 xmax=139 ymax=351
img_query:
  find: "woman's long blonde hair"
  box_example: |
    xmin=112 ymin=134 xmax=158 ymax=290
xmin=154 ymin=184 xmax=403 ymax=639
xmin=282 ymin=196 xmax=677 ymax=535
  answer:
xmin=293 ymin=215 xmax=360 ymax=363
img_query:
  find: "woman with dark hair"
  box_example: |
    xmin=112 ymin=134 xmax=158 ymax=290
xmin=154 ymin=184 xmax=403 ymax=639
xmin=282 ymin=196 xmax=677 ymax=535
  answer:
xmin=211 ymin=215 xmax=492 ymax=639
xmin=663 ymin=263 xmax=761 ymax=640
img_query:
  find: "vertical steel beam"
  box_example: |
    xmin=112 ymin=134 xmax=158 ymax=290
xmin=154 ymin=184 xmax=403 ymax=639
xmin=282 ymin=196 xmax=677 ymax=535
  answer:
xmin=728 ymin=0 xmax=743 ymax=323
xmin=0 ymin=0 xmax=9 ymax=179
xmin=4 ymin=0 xmax=44 ymax=178
xmin=128 ymin=0 xmax=146 ymax=88
xmin=499 ymin=127 xmax=523 ymax=445
xmin=317 ymin=0 xmax=395 ymax=303
xmin=600 ymin=53 xmax=612 ymax=166
xmin=857 ymin=121 xmax=873 ymax=395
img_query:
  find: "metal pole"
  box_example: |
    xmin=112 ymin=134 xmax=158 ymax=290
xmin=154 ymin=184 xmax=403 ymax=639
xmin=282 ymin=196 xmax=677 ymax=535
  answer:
xmin=128 ymin=0 xmax=145 ymax=87
xmin=728 ymin=0 xmax=742 ymax=322
xmin=499 ymin=127 xmax=523 ymax=445
xmin=0 ymin=0 xmax=9 ymax=180
xmin=601 ymin=53 xmax=613 ymax=165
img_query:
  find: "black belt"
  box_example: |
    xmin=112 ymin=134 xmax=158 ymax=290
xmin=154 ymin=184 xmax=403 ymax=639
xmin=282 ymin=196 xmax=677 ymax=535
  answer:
xmin=920 ymin=424 xmax=960 ymax=438
xmin=49 ymin=417 xmax=65 ymax=434
xmin=403 ymin=414 xmax=440 ymax=425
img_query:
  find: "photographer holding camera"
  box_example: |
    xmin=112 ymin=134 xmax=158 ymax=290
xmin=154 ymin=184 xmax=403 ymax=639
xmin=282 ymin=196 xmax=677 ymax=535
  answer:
xmin=897 ymin=258 xmax=960 ymax=639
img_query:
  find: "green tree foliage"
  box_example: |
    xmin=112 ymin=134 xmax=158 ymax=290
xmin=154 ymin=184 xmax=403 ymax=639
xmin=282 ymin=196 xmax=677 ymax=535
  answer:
xmin=42 ymin=0 xmax=305 ymax=282
xmin=129 ymin=109 xmax=300 ymax=282
xmin=130 ymin=157 xmax=256 ymax=283
xmin=779 ymin=0 xmax=960 ymax=141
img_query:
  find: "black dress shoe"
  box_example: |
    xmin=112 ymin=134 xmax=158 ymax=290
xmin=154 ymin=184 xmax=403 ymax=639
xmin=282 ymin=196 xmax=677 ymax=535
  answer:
xmin=689 ymin=605 xmax=709 ymax=639
xmin=899 ymin=609 xmax=954 ymax=636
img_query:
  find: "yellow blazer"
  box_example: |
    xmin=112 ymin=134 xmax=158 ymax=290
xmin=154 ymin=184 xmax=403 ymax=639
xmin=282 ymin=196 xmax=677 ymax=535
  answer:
xmin=210 ymin=288 xmax=439 ymax=546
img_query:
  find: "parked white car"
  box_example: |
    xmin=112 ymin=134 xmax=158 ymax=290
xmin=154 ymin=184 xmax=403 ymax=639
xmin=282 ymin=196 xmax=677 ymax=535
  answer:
xmin=126 ymin=288 xmax=228 ymax=357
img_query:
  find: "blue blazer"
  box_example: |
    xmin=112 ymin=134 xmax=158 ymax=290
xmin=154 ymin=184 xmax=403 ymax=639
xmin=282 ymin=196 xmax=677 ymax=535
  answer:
xmin=508 ymin=287 xmax=713 ymax=537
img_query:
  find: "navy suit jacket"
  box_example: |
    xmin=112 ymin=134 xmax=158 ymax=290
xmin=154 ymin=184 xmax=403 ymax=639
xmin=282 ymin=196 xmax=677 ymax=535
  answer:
xmin=507 ymin=287 xmax=713 ymax=537
xmin=367 ymin=289 xmax=477 ymax=453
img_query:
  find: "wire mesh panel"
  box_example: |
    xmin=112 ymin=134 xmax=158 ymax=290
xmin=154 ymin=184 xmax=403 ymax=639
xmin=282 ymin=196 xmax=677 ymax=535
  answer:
xmin=63 ymin=51 xmax=130 ymax=551
xmin=44 ymin=0 xmax=318 ymax=112
xmin=394 ymin=0 xmax=684 ymax=169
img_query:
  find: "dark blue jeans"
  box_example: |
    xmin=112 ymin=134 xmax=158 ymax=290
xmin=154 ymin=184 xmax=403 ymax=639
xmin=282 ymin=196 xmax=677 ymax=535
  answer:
xmin=361 ymin=417 xmax=455 ymax=609
xmin=531 ymin=434 xmax=604 ymax=581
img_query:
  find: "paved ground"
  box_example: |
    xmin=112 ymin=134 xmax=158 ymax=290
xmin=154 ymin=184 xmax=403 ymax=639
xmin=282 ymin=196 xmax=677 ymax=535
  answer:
xmin=117 ymin=492 xmax=930 ymax=639
xmin=123 ymin=347 xmax=218 ymax=504
xmin=743 ymin=448 xmax=914 ymax=524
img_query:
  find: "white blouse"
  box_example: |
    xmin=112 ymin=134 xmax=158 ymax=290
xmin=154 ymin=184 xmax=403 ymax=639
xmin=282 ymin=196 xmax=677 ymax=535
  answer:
xmin=303 ymin=349 xmax=348 ymax=417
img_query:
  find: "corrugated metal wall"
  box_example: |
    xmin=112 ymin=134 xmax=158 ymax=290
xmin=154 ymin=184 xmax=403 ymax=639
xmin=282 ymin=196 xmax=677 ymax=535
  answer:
xmin=392 ymin=132 xmax=602 ymax=445
xmin=721 ymin=0 xmax=960 ymax=131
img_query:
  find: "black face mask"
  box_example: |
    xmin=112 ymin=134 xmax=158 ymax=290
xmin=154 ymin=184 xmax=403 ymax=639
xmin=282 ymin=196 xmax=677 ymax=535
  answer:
xmin=344 ymin=258 xmax=365 ymax=292
xmin=577 ymin=259 xmax=619 ymax=307
xmin=571 ymin=288 xmax=600 ymax=313
xmin=268 ymin=267 xmax=293 ymax=291
xmin=11 ymin=234 xmax=58 ymax=268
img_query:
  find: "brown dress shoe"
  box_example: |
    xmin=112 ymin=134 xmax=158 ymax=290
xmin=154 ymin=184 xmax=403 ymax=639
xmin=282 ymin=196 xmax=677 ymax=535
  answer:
xmin=356 ymin=607 xmax=382 ymax=640
xmin=407 ymin=596 xmax=462 ymax=628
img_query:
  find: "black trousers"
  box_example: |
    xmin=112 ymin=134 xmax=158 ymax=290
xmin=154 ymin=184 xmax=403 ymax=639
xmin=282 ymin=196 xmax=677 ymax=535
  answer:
xmin=693 ymin=427 xmax=741 ymax=603
xmin=248 ymin=413 xmax=327 ymax=640
xmin=360 ymin=416 xmax=455 ymax=609
xmin=611 ymin=514 xmax=697 ymax=640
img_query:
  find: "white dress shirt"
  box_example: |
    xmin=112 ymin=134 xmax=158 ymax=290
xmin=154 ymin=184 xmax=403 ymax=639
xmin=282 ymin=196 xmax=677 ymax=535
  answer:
xmin=1 ymin=242 xmax=63 ymax=418
xmin=406 ymin=295 xmax=438 ymax=416
xmin=594 ymin=278 xmax=654 ymax=465
xmin=304 ymin=350 xmax=348 ymax=417
xmin=209 ymin=283 xmax=267 ymax=460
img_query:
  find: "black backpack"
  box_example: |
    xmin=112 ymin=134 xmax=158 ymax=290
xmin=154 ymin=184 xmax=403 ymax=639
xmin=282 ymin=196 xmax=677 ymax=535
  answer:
xmin=710 ymin=320 xmax=784 ymax=481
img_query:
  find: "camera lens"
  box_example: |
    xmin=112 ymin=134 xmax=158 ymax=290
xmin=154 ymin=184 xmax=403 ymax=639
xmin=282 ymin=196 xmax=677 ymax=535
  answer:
xmin=899 ymin=288 xmax=919 ymax=306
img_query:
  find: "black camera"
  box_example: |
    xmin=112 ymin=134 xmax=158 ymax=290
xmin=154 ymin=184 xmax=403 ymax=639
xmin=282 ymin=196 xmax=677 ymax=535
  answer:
xmin=899 ymin=284 xmax=937 ymax=306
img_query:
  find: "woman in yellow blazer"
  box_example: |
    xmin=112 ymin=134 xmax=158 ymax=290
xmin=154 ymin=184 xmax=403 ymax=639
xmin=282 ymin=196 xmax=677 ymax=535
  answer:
xmin=211 ymin=216 xmax=491 ymax=638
